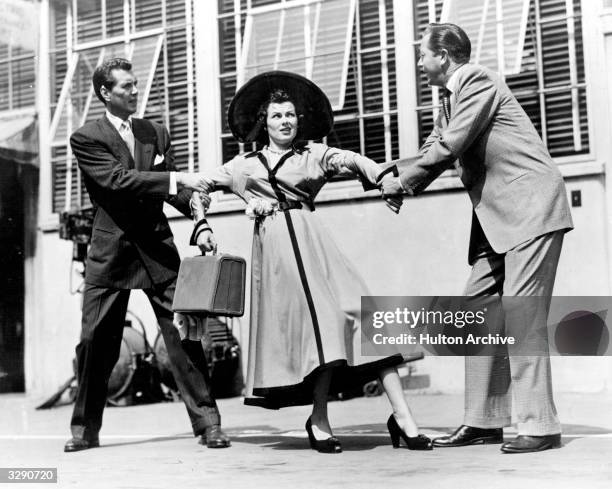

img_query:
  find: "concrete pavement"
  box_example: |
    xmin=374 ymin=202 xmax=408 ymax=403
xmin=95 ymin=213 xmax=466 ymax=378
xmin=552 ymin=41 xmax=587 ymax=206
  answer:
xmin=1 ymin=391 xmax=611 ymax=489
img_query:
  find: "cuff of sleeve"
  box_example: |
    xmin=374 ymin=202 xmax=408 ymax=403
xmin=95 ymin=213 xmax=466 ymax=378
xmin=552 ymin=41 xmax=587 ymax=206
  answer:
xmin=189 ymin=219 xmax=212 ymax=246
xmin=169 ymin=172 xmax=178 ymax=195
xmin=360 ymin=177 xmax=379 ymax=192
xmin=401 ymin=180 xmax=418 ymax=196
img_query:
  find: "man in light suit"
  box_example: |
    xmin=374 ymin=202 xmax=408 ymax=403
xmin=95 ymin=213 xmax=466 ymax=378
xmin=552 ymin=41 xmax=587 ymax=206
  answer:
xmin=382 ymin=23 xmax=573 ymax=453
xmin=65 ymin=58 xmax=229 ymax=452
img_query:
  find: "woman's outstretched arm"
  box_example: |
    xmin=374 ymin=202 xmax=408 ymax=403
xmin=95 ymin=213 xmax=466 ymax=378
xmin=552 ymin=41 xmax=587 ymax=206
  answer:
xmin=321 ymin=147 xmax=403 ymax=213
xmin=188 ymin=158 xmax=237 ymax=252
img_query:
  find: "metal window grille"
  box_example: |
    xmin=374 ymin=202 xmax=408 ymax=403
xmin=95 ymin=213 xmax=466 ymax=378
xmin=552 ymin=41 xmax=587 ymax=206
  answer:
xmin=414 ymin=0 xmax=588 ymax=159
xmin=0 ymin=46 xmax=36 ymax=112
xmin=49 ymin=0 xmax=198 ymax=213
xmin=217 ymin=0 xmax=400 ymax=166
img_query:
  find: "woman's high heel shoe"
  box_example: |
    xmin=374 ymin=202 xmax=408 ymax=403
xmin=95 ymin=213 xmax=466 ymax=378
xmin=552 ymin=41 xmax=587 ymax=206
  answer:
xmin=387 ymin=415 xmax=433 ymax=450
xmin=305 ymin=417 xmax=342 ymax=454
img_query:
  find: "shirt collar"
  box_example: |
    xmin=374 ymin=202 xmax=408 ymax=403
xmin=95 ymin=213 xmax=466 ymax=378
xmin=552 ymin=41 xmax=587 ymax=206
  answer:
xmin=244 ymin=144 xmax=306 ymax=158
xmin=105 ymin=110 xmax=132 ymax=131
xmin=445 ymin=63 xmax=469 ymax=94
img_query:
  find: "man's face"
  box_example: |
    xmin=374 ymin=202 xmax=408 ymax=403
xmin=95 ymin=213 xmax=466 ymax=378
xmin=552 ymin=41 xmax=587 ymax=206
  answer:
xmin=418 ymin=34 xmax=445 ymax=87
xmin=102 ymin=68 xmax=138 ymax=119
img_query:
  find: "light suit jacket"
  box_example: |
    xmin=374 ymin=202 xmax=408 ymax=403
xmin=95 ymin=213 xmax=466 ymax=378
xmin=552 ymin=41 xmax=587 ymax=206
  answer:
xmin=399 ymin=63 xmax=573 ymax=263
xmin=70 ymin=115 xmax=191 ymax=288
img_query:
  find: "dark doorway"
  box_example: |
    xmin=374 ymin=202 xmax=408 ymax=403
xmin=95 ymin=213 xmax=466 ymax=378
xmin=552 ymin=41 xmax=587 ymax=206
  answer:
xmin=0 ymin=157 xmax=25 ymax=392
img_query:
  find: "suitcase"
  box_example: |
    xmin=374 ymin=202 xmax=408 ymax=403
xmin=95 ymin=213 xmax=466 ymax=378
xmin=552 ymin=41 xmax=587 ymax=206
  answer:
xmin=172 ymin=253 xmax=246 ymax=316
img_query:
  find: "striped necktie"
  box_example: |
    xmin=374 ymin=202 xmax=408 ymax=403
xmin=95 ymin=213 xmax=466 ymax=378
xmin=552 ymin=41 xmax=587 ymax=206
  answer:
xmin=119 ymin=120 xmax=135 ymax=158
xmin=441 ymin=88 xmax=452 ymax=123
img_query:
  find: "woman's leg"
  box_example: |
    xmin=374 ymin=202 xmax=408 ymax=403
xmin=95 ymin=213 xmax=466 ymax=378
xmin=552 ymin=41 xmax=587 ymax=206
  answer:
xmin=310 ymin=368 xmax=333 ymax=438
xmin=380 ymin=366 xmax=419 ymax=437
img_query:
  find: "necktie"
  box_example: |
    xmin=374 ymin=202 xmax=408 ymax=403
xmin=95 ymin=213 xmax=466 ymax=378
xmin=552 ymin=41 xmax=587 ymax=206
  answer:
xmin=441 ymin=88 xmax=452 ymax=123
xmin=119 ymin=120 xmax=135 ymax=158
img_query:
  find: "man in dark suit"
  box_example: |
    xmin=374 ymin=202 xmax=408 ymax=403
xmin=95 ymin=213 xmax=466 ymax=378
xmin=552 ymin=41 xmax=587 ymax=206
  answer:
xmin=65 ymin=58 xmax=230 ymax=452
xmin=382 ymin=23 xmax=573 ymax=453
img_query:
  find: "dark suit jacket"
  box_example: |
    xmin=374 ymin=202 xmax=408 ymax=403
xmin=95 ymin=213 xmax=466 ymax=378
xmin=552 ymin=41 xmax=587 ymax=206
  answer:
xmin=399 ymin=63 xmax=573 ymax=263
xmin=70 ymin=115 xmax=192 ymax=288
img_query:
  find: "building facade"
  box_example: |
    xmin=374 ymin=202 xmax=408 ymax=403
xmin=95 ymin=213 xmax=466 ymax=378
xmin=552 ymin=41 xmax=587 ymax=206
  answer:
xmin=1 ymin=0 xmax=612 ymax=396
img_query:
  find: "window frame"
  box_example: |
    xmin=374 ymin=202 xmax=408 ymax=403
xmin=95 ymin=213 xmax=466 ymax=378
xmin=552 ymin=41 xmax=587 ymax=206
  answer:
xmin=0 ymin=49 xmax=37 ymax=112
xmin=47 ymin=0 xmax=199 ymax=214
xmin=199 ymin=0 xmax=402 ymax=213
xmin=405 ymin=0 xmax=593 ymax=167
xmin=238 ymin=0 xmax=356 ymax=112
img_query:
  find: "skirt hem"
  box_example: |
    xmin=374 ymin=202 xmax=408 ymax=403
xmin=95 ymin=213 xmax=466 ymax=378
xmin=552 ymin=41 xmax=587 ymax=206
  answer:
xmin=244 ymin=354 xmax=404 ymax=410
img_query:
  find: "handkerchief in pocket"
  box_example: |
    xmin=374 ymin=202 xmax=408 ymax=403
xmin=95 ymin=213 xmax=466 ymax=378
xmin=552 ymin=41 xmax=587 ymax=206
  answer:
xmin=153 ymin=153 xmax=165 ymax=166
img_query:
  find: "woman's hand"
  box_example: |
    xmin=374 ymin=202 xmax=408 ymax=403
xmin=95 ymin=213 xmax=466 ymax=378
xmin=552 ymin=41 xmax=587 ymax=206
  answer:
xmin=198 ymin=191 xmax=212 ymax=210
xmin=378 ymin=174 xmax=404 ymax=213
xmin=190 ymin=191 xmax=210 ymax=220
xmin=176 ymin=173 xmax=214 ymax=193
xmin=196 ymin=229 xmax=218 ymax=254
xmin=383 ymin=193 xmax=403 ymax=214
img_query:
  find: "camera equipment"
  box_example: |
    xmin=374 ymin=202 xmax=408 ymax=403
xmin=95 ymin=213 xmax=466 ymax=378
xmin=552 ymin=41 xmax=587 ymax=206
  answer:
xmin=58 ymin=207 xmax=94 ymax=262
xmin=154 ymin=316 xmax=244 ymax=398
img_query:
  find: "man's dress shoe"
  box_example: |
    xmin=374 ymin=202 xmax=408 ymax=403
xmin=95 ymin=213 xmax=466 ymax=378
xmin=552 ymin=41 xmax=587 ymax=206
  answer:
xmin=199 ymin=425 xmax=231 ymax=448
xmin=501 ymin=434 xmax=561 ymax=453
xmin=432 ymin=425 xmax=503 ymax=447
xmin=64 ymin=437 xmax=100 ymax=452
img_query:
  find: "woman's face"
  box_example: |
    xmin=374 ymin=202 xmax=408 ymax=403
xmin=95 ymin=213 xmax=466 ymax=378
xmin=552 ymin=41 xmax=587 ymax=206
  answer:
xmin=266 ymin=101 xmax=298 ymax=147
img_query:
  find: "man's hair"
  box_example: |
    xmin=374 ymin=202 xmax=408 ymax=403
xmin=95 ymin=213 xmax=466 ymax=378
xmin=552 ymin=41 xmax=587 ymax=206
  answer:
xmin=424 ymin=23 xmax=471 ymax=64
xmin=92 ymin=58 xmax=132 ymax=104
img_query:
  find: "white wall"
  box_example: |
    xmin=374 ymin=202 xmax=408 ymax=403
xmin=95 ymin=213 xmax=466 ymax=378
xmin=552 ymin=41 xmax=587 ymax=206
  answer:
xmin=24 ymin=0 xmax=612 ymax=399
xmin=27 ymin=172 xmax=612 ymax=397
xmin=26 ymin=232 xmax=83 ymax=395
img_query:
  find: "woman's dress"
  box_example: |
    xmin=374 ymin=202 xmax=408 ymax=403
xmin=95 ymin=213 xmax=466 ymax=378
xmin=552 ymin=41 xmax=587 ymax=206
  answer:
xmin=202 ymin=143 xmax=403 ymax=409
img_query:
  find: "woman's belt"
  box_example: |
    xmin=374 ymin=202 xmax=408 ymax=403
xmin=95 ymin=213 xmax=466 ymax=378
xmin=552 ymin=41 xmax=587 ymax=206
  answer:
xmin=278 ymin=200 xmax=314 ymax=212
xmin=246 ymin=198 xmax=314 ymax=218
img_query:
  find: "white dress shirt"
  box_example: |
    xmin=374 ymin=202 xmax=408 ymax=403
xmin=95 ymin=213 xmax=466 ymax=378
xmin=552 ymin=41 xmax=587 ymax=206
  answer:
xmin=444 ymin=63 xmax=470 ymax=113
xmin=105 ymin=110 xmax=177 ymax=194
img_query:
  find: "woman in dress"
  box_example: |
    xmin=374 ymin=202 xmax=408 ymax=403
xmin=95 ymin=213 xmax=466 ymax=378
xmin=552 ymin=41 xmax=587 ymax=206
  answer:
xmin=181 ymin=71 xmax=432 ymax=453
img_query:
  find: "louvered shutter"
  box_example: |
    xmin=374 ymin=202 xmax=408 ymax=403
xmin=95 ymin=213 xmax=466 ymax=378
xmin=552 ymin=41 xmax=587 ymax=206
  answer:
xmin=538 ymin=0 xmax=588 ymax=157
xmin=414 ymin=0 xmax=588 ymax=159
xmin=414 ymin=0 xmax=443 ymax=145
xmin=50 ymin=0 xmax=198 ymax=212
xmin=0 ymin=14 xmax=37 ymax=112
xmin=218 ymin=0 xmax=399 ymax=166
xmin=0 ymin=51 xmax=35 ymax=111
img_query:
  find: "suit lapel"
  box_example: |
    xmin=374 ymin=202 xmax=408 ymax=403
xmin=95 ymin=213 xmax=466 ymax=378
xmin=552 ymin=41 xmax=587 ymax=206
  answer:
xmin=132 ymin=119 xmax=155 ymax=171
xmin=100 ymin=116 xmax=135 ymax=169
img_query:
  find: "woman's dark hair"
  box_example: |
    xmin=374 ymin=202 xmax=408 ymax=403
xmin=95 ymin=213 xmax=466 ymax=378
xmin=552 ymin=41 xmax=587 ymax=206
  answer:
xmin=92 ymin=58 xmax=133 ymax=104
xmin=424 ymin=23 xmax=471 ymax=64
xmin=248 ymin=89 xmax=304 ymax=145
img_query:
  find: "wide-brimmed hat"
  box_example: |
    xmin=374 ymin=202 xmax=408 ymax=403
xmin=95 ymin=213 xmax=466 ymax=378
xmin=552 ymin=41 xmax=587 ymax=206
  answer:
xmin=228 ymin=71 xmax=334 ymax=143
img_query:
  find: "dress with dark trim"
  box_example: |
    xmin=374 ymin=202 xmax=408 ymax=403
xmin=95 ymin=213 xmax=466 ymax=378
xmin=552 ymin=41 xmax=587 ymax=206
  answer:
xmin=200 ymin=143 xmax=405 ymax=409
